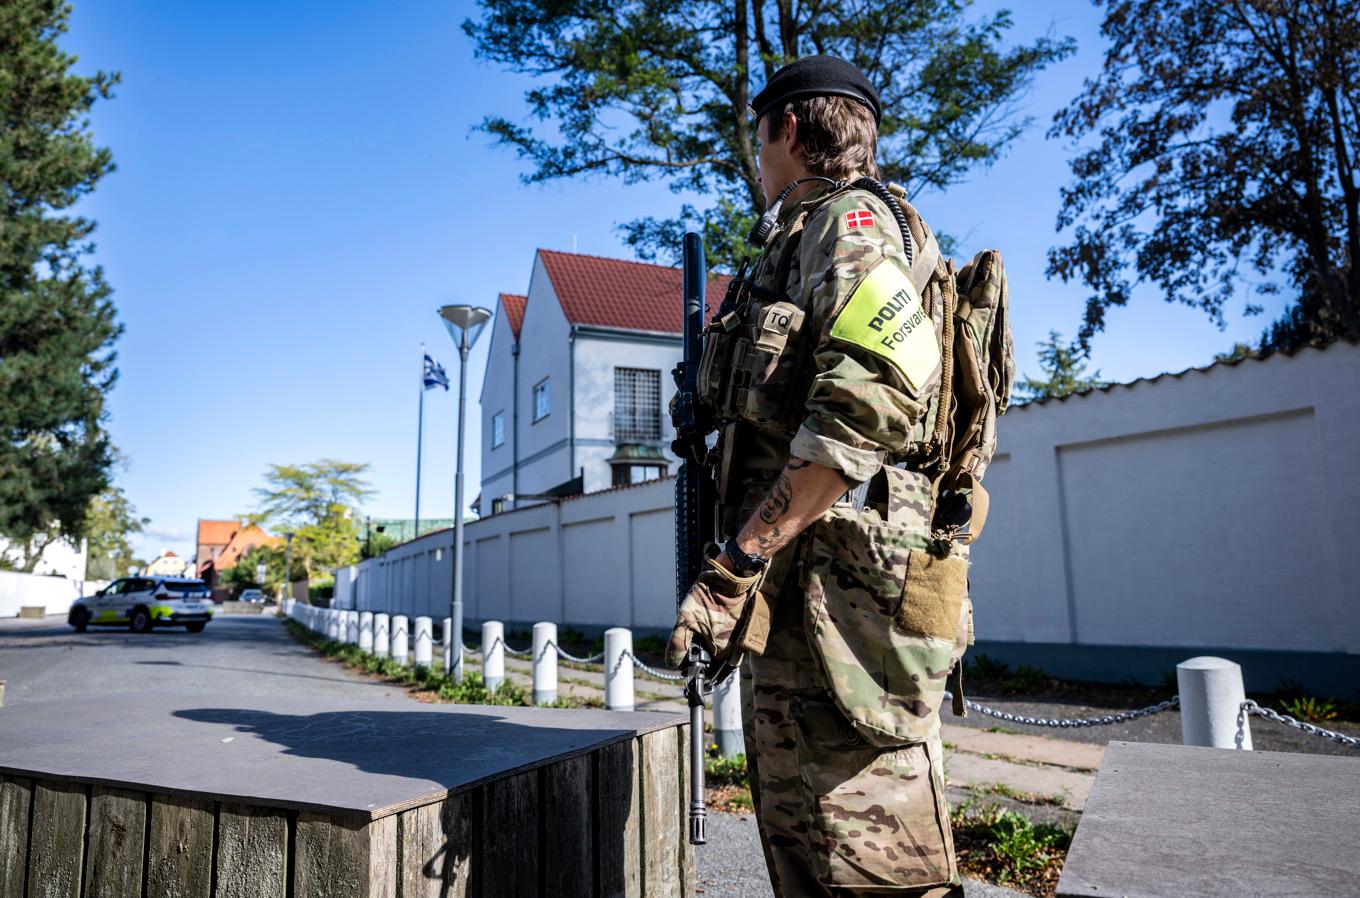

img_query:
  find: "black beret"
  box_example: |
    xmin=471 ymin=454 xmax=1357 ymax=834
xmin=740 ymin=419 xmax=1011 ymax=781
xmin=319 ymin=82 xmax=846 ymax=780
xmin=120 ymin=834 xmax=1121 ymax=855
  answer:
xmin=750 ymin=55 xmax=882 ymax=126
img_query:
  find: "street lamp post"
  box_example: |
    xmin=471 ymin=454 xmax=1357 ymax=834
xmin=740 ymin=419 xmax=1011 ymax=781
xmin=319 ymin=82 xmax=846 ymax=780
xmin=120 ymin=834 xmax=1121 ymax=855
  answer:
xmin=438 ymin=303 xmax=492 ymax=681
xmin=282 ymin=531 xmax=295 ymax=614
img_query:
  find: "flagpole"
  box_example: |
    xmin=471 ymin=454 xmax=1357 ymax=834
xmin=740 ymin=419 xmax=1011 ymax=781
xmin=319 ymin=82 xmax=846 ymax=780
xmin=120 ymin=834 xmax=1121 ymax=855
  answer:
xmin=415 ymin=343 xmax=425 ymax=541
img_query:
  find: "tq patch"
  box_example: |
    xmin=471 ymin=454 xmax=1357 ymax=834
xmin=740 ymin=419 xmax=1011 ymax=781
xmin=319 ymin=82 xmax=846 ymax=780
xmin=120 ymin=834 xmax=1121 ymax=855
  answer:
xmin=829 ymin=258 xmax=940 ymax=389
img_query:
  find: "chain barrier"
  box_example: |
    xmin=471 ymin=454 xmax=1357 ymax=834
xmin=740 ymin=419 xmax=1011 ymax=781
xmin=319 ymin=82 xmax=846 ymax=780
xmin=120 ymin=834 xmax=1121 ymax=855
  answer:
xmin=943 ymin=692 xmax=1181 ymax=728
xmin=544 ymin=641 xmax=605 ymax=664
xmin=1239 ymin=699 xmax=1360 ymax=749
xmin=617 ymin=649 xmax=687 ymax=681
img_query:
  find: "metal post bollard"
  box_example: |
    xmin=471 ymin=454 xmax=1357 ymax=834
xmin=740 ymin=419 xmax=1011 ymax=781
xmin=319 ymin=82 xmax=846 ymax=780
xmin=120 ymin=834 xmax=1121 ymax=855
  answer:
xmin=713 ymin=672 xmax=743 ymax=757
xmin=358 ymin=612 xmax=374 ymax=652
xmin=604 ymin=628 xmax=634 ymax=712
xmin=533 ymin=622 xmax=558 ymax=705
xmin=1178 ymin=656 xmax=1252 ymax=749
xmin=483 ymin=621 xmax=504 ymax=691
xmin=414 ymin=616 xmax=433 ymax=669
xmin=373 ymin=613 xmax=390 ymax=659
xmin=442 ymin=616 xmax=455 ymax=677
xmin=391 ymin=615 xmax=410 ymax=666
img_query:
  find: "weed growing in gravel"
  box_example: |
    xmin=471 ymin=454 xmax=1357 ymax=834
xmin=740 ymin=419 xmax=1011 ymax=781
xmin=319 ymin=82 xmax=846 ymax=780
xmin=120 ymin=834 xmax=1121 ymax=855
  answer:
xmin=951 ymin=801 xmax=1072 ymax=896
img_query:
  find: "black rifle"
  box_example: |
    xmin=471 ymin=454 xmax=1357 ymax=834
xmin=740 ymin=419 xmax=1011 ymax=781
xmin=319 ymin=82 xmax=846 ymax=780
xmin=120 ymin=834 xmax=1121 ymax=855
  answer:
xmin=672 ymin=231 xmax=715 ymax=846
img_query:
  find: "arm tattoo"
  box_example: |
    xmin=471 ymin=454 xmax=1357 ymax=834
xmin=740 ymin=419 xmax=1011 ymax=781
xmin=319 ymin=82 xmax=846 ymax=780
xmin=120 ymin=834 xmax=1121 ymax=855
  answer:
xmin=757 ymin=473 xmax=794 ymax=525
xmin=754 ymin=526 xmax=784 ymax=550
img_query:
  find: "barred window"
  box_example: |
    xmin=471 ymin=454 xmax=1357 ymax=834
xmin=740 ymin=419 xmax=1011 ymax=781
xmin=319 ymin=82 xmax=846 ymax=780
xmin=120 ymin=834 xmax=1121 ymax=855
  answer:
xmin=614 ymin=368 xmax=661 ymax=442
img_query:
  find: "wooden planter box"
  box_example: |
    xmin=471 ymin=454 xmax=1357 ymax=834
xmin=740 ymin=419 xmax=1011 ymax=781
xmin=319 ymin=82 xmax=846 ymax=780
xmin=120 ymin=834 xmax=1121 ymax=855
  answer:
xmin=0 ymin=694 xmax=692 ymax=897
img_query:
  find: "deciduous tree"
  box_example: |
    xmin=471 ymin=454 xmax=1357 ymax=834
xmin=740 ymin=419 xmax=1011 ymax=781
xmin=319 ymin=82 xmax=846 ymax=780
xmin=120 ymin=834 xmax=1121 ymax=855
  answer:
xmin=465 ymin=0 xmax=1073 ymax=269
xmin=251 ymin=460 xmax=374 ymax=577
xmin=1048 ymin=0 xmax=1360 ymax=353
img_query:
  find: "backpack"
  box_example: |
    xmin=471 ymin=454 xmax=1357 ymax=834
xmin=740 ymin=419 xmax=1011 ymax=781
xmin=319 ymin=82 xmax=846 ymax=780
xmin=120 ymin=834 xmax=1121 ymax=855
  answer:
xmin=880 ymin=182 xmax=1015 ymax=549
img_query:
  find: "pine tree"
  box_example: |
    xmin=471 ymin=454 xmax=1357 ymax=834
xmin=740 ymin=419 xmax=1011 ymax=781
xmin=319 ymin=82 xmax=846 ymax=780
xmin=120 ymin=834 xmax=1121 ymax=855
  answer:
xmin=1014 ymin=331 xmax=1109 ymax=403
xmin=0 ymin=0 xmax=122 ymax=560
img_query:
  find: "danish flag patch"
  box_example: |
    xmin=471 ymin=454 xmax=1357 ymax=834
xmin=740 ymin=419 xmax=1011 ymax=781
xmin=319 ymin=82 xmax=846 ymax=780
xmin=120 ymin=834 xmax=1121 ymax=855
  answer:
xmin=844 ymin=209 xmax=876 ymax=230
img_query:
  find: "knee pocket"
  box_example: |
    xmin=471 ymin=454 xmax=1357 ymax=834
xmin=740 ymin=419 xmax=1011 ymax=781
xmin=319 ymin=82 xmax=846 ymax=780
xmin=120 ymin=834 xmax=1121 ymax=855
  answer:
xmin=792 ymin=695 xmax=956 ymax=891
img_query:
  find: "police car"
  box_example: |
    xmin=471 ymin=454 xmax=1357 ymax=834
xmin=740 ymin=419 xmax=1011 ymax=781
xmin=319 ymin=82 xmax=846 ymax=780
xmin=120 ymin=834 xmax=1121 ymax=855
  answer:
xmin=68 ymin=576 xmax=215 ymax=634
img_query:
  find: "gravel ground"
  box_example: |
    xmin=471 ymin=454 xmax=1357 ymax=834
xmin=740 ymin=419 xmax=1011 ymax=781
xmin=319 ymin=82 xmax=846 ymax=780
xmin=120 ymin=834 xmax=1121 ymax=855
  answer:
xmin=696 ymin=811 xmax=1029 ymax=898
xmin=944 ymin=682 xmax=1360 ymax=756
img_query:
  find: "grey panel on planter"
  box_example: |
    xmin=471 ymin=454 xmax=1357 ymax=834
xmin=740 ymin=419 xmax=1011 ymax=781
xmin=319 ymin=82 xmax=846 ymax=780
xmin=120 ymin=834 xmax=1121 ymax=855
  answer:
xmin=0 ymin=693 xmax=683 ymax=819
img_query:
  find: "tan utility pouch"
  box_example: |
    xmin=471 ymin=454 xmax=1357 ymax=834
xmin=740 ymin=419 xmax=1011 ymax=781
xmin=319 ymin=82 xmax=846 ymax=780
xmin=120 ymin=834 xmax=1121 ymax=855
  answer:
xmin=803 ymin=466 xmax=970 ymax=747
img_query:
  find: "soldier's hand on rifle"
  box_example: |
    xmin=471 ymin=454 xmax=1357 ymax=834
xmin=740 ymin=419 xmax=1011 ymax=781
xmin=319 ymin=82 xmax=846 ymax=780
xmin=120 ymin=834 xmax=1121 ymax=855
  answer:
xmin=665 ymin=557 xmax=766 ymax=669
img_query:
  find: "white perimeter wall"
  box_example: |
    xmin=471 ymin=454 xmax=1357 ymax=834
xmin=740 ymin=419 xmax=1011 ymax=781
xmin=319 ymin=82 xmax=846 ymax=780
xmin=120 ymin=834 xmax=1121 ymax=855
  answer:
xmin=969 ymin=341 xmax=1359 ymax=657
xmin=336 ymin=478 xmax=676 ymax=631
xmin=1 ymin=572 xmax=109 ymax=617
xmin=339 ymin=342 xmax=1359 ymax=664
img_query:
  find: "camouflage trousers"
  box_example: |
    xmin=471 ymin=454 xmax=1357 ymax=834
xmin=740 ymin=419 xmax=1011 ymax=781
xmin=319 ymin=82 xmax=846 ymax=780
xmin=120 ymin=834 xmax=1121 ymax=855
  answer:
xmin=739 ymin=549 xmax=963 ymax=897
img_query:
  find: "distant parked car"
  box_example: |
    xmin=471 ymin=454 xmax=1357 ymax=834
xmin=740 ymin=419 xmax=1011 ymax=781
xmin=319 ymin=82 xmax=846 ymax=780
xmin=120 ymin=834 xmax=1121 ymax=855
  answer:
xmin=68 ymin=577 xmax=214 ymax=634
xmin=238 ymin=589 xmax=266 ymax=604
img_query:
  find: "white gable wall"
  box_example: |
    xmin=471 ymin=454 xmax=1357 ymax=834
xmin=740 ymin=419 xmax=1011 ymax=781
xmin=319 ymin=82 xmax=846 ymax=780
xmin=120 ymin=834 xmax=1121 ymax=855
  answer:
xmin=515 ymin=254 xmax=573 ymax=495
xmin=479 ymin=301 xmax=520 ymax=510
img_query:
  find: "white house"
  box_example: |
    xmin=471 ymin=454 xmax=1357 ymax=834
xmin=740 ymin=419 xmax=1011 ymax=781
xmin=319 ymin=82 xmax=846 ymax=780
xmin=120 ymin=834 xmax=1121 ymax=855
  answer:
xmin=477 ymin=250 xmax=731 ymax=514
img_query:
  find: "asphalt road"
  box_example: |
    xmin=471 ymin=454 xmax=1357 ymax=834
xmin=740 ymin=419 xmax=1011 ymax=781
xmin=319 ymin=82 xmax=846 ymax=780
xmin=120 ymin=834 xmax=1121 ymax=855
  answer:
xmin=0 ymin=612 xmax=410 ymax=705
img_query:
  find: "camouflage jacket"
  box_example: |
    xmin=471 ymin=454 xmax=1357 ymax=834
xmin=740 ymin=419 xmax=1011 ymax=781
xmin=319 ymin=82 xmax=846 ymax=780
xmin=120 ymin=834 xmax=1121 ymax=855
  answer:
xmin=721 ymin=180 xmax=942 ymax=530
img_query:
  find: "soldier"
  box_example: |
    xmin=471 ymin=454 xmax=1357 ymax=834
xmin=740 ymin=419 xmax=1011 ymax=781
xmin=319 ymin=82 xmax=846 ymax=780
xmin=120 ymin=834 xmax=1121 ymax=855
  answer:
xmin=668 ymin=56 xmax=974 ymax=897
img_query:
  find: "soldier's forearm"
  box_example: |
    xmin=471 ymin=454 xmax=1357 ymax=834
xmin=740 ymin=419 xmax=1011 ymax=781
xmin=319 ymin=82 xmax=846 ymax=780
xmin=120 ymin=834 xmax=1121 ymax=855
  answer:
xmin=721 ymin=457 xmax=850 ymax=566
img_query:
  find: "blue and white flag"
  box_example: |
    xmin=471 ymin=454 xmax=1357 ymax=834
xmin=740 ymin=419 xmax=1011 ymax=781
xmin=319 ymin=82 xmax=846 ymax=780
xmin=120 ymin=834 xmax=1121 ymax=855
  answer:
xmin=422 ymin=353 xmax=449 ymax=391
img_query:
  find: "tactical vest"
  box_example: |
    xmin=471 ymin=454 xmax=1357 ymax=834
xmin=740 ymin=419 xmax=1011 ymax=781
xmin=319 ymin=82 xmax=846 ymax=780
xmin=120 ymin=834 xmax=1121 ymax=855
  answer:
xmin=697 ymin=179 xmax=1014 ymax=547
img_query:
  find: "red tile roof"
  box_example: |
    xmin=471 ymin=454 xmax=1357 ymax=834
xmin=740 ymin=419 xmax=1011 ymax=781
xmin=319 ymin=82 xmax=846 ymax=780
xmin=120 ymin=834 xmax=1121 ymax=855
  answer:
xmin=537 ymin=249 xmax=732 ymax=334
xmin=196 ymin=519 xmax=236 ymax=548
xmin=499 ymin=293 xmax=527 ymax=338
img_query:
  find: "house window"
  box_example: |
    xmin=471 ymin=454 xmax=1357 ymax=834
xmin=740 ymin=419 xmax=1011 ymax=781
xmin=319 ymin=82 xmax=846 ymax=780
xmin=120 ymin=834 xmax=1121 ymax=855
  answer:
xmin=613 ymin=368 xmax=661 ymax=441
xmin=491 ymin=496 xmax=507 ymax=515
xmin=533 ymin=379 xmax=550 ymax=421
xmin=492 ymin=411 xmax=505 ymax=448
xmin=612 ymin=464 xmax=666 ymax=487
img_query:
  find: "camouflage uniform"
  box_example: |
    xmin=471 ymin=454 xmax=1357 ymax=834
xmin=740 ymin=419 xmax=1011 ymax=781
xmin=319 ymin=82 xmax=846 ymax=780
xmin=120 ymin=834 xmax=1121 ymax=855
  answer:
xmin=717 ymin=181 xmax=971 ymax=896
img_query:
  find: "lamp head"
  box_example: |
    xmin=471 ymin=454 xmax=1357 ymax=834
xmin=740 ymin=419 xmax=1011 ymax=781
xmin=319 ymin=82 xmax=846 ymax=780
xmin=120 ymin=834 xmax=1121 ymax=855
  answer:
xmin=438 ymin=304 xmax=493 ymax=349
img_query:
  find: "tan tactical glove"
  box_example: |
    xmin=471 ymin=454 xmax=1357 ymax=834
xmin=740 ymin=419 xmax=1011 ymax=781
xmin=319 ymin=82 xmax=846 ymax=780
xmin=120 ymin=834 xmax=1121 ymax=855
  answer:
xmin=665 ymin=557 xmax=771 ymax=669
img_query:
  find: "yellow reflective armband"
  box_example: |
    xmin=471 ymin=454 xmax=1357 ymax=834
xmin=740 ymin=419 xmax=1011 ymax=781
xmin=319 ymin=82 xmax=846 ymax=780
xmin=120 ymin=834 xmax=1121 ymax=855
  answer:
xmin=828 ymin=258 xmax=939 ymax=389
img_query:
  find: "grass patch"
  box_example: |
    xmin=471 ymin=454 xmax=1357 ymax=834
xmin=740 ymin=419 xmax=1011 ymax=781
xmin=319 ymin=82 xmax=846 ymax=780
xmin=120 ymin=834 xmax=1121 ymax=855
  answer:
xmin=968 ymin=782 xmax=1068 ymax=808
xmin=704 ymin=753 xmax=749 ymax=787
xmin=952 ymin=801 xmax=1072 ymax=896
xmin=285 ymin=619 xmax=527 ymax=707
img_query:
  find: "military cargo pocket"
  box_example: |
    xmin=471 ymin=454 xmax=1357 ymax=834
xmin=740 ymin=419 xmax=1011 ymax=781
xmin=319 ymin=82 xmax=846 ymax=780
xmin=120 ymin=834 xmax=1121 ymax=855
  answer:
xmin=803 ymin=514 xmax=957 ymax=747
xmin=793 ymin=694 xmax=955 ymax=890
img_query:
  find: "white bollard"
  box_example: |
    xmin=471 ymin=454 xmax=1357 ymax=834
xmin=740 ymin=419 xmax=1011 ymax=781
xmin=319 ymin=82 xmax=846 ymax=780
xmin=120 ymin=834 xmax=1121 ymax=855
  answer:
xmin=414 ymin=616 xmax=433 ymax=669
xmin=327 ymin=610 xmax=340 ymax=642
xmin=483 ymin=621 xmax=505 ymax=691
xmin=358 ymin=612 xmax=374 ymax=652
xmin=713 ymin=672 xmax=743 ymax=757
xmin=373 ymin=613 xmax=390 ymax=659
xmin=346 ymin=610 xmax=359 ymax=645
xmin=533 ymin=622 xmax=558 ymax=705
xmin=391 ymin=615 xmax=410 ymax=666
xmin=604 ymin=628 xmax=634 ymax=712
xmin=1178 ymin=656 xmax=1252 ymax=749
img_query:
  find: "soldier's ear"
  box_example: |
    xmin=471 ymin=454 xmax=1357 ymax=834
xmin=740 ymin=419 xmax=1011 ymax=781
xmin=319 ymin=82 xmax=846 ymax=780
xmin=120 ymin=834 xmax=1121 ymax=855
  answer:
xmin=782 ymin=111 xmax=801 ymax=154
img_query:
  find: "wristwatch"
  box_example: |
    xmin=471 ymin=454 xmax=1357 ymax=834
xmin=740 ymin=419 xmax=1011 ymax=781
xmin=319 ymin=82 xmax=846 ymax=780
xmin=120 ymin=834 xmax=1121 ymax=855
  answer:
xmin=722 ymin=537 xmax=770 ymax=576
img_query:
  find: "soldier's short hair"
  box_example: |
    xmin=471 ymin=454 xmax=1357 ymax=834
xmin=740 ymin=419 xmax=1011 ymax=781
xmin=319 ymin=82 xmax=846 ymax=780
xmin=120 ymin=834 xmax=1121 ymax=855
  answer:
xmin=766 ymin=96 xmax=880 ymax=181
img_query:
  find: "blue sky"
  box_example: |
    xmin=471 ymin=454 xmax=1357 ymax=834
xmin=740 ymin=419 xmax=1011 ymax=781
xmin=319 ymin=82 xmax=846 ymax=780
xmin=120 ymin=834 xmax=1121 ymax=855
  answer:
xmin=61 ymin=2 xmax=1289 ymax=563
